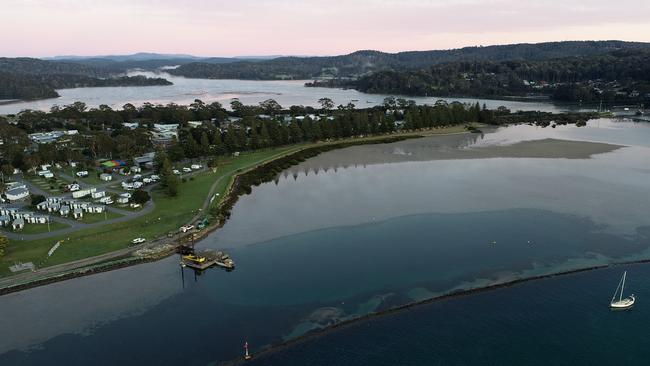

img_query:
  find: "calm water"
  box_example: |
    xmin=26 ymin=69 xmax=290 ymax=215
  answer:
xmin=248 ymin=263 xmax=650 ymax=366
xmin=1 ymin=119 xmax=649 ymax=365
xmin=0 ymin=71 xmax=588 ymax=114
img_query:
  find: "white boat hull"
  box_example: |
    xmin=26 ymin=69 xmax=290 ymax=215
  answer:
xmin=610 ymin=296 xmax=635 ymax=310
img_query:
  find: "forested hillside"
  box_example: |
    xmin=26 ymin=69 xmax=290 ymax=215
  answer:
xmin=170 ymin=41 xmax=650 ymax=80
xmin=0 ymin=58 xmax=172 ymax=100
xmin=351 ymin=49 xmax=650 ymax=103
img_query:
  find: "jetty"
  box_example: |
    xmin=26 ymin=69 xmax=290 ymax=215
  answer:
xmin=180 ymin=249 xmax=235 ymax=271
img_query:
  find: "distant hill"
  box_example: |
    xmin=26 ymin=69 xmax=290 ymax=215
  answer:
xmin=169 ymin=41 xmax=650 ymax=80
xmin=0 ymin=58 xmax=171 ymax=101
xmin=49 ymin=53 xmax=283 ymax=73
xmin=44 ymin=52 xmax=203 ymax=62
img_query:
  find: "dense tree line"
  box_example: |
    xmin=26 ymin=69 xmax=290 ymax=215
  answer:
xmin=350 ymin=50 xmax=650 ymax=104
xmin=0 ymin=98 xmax=596 ymax=181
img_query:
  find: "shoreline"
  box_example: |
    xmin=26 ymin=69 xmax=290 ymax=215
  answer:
xmin=224 ymin=258 xmax=650 ymax=365
xmin=0 ymin=133 xmax=428 ymax=295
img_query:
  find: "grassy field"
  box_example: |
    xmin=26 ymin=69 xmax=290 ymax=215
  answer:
xmin=80 ymin=210 xmax=123 ymax=224
xmin=75 ymin=173 xmax=105 ymax=186
xmin=0 ymin=146 xmax=302 ymax=277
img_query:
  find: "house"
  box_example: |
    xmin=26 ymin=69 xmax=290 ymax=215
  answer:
xmin=117 ymin=193 xmax=131 ymax=204
xmin=48 ymin=203 xmax=61 ymax=213
xmin=187 ymin=121 xmax=204 ymax=128
xmin=5 ymin=187 xmax=29 ymax=202
xmin=47 ymin=197 xmax=62 ymax=204
xmin=151 ymin=131 xmax=177 ymax=148
xmin=72 ymin=187 xmax=96 ymax=199
xmin=36 ymin=201 xmax=49 ymax=211
xmin=11 ymin=218 xmax=24 ymax=231
xmin=122 ymin=122 xmax=140 ymax=129
xmin=91 ymin=190 xmax=106 ymax=199
xmin=43 ymin=172 xmax=54 ymax=179
xmin=59 ymin=205 xmax=70 ymax=216
xmin=153 ymin=123 xmax=179 ymax=132
xmin=84 ymin=204 xmax=105 ymax=214
xmin=134 ymin=152 xmax=155 ymax=167
xmin=0 ymin=215 xmax=11 ymax=226
xmin=100 ymin=173 xmax=113 ymax=181
xmin=13 ymin=211 xmax=32 ymax=220
xmin=27 ymin=214 xmax=49 ymax=224
xmin=28 ymin=131 xmax=65 ymax=144
xmin=73 ymin=208 xmax=84 ymax=220
xmin=0 ymin=207 xmax=17 ymax=217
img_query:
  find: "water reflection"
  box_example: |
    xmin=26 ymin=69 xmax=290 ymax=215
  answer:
xmin=0 ymin=71 xmax=593 ymax=115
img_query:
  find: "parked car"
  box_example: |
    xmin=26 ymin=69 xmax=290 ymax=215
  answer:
xmin=179 ymin=225 xmax=195 ymax=233
xmin=131 ymin=237 xmax=146 ymax=245
xmin=133 ymin=174 xmax=142 ymax=180
xmin=173 ymin=169 xmax=181 ymax=175
xmin=191 ymin=164 xmax=202 ymax=170
xmin=143 ymin=178 xmax=152 ymax=184
xmin=76 ymin=171 xmax=89 ymax=177
xmin=150 ymin=175 xmax=160 ymax=181
xmin=182 ymin=167 xmax=192 ymax=173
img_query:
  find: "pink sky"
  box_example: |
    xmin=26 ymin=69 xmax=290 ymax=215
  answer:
xmin=3 ymin=0 xmax=650 ymax=57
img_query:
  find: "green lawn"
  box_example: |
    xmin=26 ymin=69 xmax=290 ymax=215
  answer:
xmin=0 ymin=221 xmax=70 ymax=235
xmin=80 ymin=210 xmax=123 ymax=224
xmin=76 ymin=173 xmax=104 ymax=186
xmin=0 ymin=146 xmax=301 ymax=277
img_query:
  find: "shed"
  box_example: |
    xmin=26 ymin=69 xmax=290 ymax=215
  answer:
xmin=59 ymin=205 xmax=70 ymax=216
xmin=0 ymin=215 xmax=11 ymax=226
xmin=11 ymin=218 xmax=24 ymax=231
xmin=36 ymin=201 xmax=49 ymax=211
xmin=91 ymin=190 xmax=106 ymax=199
xmin=73 ymin=208 xmax=84 ymax=220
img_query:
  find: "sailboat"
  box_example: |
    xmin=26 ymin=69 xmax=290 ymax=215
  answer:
xmin=610 ymin=271 xmax=635 ymax=310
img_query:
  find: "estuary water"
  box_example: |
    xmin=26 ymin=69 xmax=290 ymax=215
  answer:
xmin=0 ymin=71 xmax=587 ymax=114
xmin=1 ymin=119 xmax=650 ymax=365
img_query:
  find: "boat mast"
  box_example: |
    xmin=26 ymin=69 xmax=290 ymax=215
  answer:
xmin=612 ymin=273 xmax=623 ymax=304
xmin=620 ymin=271 xmax=626 ymax=302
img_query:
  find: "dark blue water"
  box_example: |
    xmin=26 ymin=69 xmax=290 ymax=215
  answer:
xmin=247 ymin=263 xmax=650 ymax=366
xmin=2 ymin=209 xmax=649 ymax=365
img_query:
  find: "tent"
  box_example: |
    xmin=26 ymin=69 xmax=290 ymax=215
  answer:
xmin=101 ymin=160 xmax=126 ymax=168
